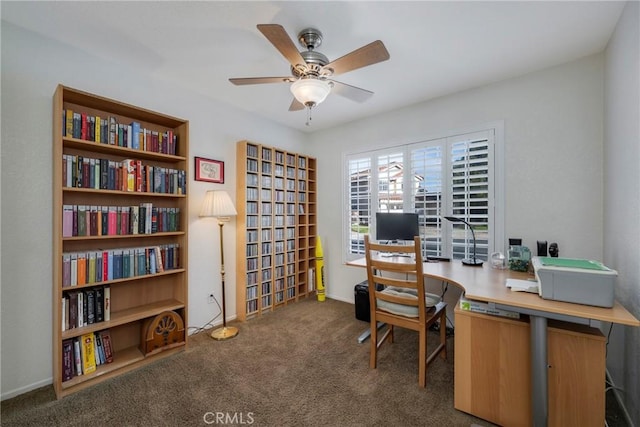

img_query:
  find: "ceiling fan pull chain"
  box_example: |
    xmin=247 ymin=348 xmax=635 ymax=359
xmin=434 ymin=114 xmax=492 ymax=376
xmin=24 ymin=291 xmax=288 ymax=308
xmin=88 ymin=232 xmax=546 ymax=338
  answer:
xmin=306 ymin=106 xmax=312 ymax=126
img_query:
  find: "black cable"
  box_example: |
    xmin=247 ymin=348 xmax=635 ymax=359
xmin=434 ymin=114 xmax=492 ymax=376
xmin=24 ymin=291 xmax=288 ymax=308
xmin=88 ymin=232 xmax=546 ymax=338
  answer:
xmin=440 ymin=281 xmax=449 ymax=299
xmin=187 ymin=294 xmax=223 ymax=335
xmin=605 ymin=321 xmax=614 ymax=359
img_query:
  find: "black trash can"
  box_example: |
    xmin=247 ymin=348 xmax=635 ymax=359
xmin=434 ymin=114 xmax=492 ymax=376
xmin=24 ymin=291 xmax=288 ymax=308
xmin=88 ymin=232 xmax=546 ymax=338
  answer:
xmin=354 ymin=280 xmax=371 ymax=322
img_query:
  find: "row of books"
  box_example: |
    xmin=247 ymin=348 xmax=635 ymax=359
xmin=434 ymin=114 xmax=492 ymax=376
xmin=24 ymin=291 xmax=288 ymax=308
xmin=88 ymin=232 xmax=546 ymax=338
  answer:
xmin=62 ymin=286 xmax=111 ymax=331
xmin=62 ymin=203 xmax=180 ymax=237
xmin=245 ymin=144 xmax=305 ymax=167
xmin=246 ymin=161 xmax=300 ymax=179
xmin=62 ymin=330 xmax=113 ymax=381
xmin=63 ymin=109 xmax=178 ymax=155
xmin=62 ymin=154 xmax=187 ymax=195
xmin=62 ymin=244 xmax=179 ymax=287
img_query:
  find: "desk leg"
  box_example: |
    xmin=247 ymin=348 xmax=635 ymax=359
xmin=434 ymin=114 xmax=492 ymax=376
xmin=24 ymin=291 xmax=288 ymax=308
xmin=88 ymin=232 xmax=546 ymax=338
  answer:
xmin=530 ymin=315 xmax=548 ymax=427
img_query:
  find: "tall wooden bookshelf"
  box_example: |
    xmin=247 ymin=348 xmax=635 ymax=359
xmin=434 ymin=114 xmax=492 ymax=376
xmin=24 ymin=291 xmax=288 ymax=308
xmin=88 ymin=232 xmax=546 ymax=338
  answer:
xmin=236 ymin=141 xmax=317 ymax=320
xmin=52 ymin=85 xmax=189 ymax=398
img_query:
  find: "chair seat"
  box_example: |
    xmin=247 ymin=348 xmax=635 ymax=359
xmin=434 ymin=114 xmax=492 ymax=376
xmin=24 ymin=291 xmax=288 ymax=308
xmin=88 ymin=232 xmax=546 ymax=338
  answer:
xmin=377 ymin=287 xmax=442 ymax=317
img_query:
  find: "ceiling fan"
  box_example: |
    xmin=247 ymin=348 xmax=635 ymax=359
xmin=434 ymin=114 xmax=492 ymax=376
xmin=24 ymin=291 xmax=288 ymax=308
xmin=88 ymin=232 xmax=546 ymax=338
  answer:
xmin=229 ymin=24 xmax=390 ymax=123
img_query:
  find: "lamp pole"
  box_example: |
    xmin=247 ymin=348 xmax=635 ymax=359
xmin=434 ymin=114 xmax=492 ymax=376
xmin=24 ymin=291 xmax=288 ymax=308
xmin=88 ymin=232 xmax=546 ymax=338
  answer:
xmin=443 ymin=216 xmax=483 ymax=266
xmin=210 ymin=218 xmax=238 ymax=340
xmin=199 ymin=190 xmax=239 ymax=340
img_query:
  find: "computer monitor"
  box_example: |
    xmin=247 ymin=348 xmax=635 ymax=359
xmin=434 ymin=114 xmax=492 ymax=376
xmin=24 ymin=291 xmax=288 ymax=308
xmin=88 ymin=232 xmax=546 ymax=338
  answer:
xmin=375 ymin=212 xmax=420 ymax=242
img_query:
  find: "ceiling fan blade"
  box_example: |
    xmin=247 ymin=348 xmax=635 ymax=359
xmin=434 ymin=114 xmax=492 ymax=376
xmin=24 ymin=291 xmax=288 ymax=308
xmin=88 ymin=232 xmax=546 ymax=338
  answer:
xmin=329 ymin=80 xmax=374 ymax=103
xmin=289 ymin=98 xmax=305 ymax=111
xmin=257 ymin=24 xmax=307 ymax=69
xmin=229 ymin=77 xmax=292 ymax=86
xmin=323 ymin=40 xmax=390 ymax=76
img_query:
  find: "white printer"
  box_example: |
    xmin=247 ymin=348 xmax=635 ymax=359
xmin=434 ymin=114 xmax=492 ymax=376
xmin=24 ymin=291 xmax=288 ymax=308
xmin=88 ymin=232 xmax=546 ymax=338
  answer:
xmin=532 ymin=257 xmax=617 ymax=308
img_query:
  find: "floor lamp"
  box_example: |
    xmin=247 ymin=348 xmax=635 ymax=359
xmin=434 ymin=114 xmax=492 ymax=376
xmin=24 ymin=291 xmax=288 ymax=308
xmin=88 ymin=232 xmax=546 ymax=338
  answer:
xmin=200 ymin=190 xmax=239 ymax=340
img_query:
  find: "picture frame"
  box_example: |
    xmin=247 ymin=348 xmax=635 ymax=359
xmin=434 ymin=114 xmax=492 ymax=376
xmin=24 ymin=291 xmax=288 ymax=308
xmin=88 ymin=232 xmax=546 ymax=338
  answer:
xmin=195 ymin=157 xmax=224 ymax=183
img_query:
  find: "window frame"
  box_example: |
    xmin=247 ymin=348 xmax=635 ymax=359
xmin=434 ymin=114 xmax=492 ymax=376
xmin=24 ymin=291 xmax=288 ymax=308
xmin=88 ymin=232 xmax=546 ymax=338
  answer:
xmin=342 ymin=121 xmax=504 ymax=262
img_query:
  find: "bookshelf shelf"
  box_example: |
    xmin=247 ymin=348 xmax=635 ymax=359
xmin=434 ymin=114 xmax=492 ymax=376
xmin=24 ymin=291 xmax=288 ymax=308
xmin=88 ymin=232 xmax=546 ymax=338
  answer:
xmin=63 ymin=187 xmax=187 ymax=198
xmin=63 ymin=231 xmax=186 ymax=242
xmin=60 ymin=268 xmax=186 ymax=292
xmin=60 ymin=344 xmax=184 ymax=391
xmin=61 ymin=298 xmax=186 ymax=340
xmin=236 ymin=141 xmax=316 ymax=321
xmin=52 ymin=85 xmax=189 ymax=398
xmin=63 ymin=137 xmax=187 ymax=162
xmin=61 ymin=346 xmax=145 ymax=390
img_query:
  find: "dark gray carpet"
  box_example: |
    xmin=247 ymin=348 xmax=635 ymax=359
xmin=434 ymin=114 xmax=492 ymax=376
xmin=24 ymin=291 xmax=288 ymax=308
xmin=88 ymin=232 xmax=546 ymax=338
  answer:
xmin=1 ymin=298 xmax=501 ymax=426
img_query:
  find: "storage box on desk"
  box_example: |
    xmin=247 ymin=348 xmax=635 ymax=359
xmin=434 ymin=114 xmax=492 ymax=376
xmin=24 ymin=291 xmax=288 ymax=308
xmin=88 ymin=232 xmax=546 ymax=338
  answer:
xmin=532 ymin=257 xmax=617 ymax=308
xmin=459 ymin=296 xmax=520 ymax=319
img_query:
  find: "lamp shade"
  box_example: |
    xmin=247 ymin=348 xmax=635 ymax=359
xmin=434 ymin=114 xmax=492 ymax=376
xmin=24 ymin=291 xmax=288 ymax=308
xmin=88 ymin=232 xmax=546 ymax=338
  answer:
xmin=199 ymin=190 xmax=237 ymax=218
xmin=290 ymin=78 xmax=331 ymax=107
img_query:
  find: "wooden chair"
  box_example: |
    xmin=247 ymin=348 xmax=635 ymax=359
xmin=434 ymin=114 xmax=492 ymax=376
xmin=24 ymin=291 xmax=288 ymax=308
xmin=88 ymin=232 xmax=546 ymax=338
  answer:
xmin=364 ymin=235 xmax=447 ymax=388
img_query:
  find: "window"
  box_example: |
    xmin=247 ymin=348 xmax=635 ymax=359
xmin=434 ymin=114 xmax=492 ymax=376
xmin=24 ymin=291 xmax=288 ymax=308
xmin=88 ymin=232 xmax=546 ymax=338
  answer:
xmin=344 ymin=124 xmax=503 ymax=261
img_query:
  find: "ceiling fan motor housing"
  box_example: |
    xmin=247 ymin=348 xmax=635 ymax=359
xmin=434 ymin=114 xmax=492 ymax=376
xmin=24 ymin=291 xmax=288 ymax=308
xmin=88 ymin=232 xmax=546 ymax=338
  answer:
xmin=291 ymin=28 xmax=331 ymax=78
xmin=292 ymin=51 xmax=330 ymax=78
xmin=297 ymin=28 xmax=323 ymax=50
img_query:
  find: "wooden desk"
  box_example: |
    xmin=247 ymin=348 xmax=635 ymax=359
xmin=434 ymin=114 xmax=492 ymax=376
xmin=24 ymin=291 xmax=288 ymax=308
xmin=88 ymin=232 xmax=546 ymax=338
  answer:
xmin=347 ymin=257 xmax=638 ymax=326
xmin=347 ymin=257 xmax=639 ymax=426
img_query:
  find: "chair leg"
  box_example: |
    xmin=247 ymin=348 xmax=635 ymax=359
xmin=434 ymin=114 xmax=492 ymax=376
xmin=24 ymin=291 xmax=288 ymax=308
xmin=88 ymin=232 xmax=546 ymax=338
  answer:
xmin=369 ymin=319 xmax=378 ymax=369
xmin=418 ymin=329 xmax=427 ymax=388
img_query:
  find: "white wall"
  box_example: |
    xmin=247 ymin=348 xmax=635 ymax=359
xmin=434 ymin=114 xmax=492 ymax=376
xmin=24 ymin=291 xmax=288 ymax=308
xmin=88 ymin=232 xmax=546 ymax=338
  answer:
xmin=308 ymin=53 xmax=605 ymax=305
xmin=0 ymin=22 xmax=305 ymax=399
xmin=603 ymin=1 xmax=640 ymax=424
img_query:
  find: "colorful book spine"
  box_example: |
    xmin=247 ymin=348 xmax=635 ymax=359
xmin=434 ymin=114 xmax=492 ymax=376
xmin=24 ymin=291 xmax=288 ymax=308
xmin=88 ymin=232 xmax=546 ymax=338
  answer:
xmin=73 ymin=338 xmax=82 ymax=376
xmin=65 ymin=109 xmax=74 ymax=138
xmin=80 ymin=333 xmax=97 ymax=375
xmin=62 ymin=254 xmax=71 ymax=288
xmin=94 ymin=333 xmax=105 ymax=365
xmin=62 ymin=205 xmax=73 ymax=237
xmin=95 ymin=116 xmax=101 ymax=144
xmin=62 ymin=339 xmax=74 ymax=381
xmin=100 ymin=330 xmax=114 ymax=363
xmin=103 ymin=287 xmax=110 ymax=321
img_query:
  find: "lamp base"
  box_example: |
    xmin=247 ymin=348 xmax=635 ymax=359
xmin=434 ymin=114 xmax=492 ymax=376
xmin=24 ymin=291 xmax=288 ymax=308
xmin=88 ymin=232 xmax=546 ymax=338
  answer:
xmin=461 ymin=258 xmax=484 ymax=267
xmin=210 ymin=326 xmax=239 ymax=341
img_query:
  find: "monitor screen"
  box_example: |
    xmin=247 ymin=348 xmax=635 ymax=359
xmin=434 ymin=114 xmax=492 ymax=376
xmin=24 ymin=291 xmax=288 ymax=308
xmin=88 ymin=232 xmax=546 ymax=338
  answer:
xmin=375 ymin=212 xmax=420 ymax=242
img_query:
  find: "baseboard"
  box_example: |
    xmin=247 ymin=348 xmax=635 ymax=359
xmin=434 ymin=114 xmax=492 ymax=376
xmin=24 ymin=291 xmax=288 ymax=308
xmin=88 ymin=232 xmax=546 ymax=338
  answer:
xmin=325 ymin=293 xmax=352 ymax=304
xmin=1 ymin=377 xmax=52 ymax=401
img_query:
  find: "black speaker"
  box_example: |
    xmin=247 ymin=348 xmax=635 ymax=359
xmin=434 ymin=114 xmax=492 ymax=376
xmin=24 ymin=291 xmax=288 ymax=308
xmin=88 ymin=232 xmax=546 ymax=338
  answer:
xmin=537 ymin=241 xmax=548 ymax=257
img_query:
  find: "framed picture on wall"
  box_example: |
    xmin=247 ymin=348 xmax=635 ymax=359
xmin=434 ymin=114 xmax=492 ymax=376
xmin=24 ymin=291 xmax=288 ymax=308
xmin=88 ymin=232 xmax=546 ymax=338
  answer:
xmin=195 ymin=157 xmax=224 ymax=183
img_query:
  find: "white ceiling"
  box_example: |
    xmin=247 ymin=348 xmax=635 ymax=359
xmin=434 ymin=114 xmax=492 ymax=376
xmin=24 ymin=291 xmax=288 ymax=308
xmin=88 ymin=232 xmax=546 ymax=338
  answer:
xmin=2 ymin=1 xmax=626 ymax=133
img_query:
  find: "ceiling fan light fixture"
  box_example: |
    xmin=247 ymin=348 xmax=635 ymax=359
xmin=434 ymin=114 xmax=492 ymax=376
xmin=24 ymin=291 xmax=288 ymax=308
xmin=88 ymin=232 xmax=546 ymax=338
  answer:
xmin=290 ymin=78 xmax=331 ymax=107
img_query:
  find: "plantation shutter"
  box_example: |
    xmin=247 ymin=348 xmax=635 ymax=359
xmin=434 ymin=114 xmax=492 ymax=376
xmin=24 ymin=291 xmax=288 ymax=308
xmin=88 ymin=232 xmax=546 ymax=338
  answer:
xmin=376 ymin=152 xmax=404 ymax=213
xmin=343 ymin=125 xmax=499 ymax=262
xmin=410 ymin=142 xmax=444 ymax=257
xmin=347 ymin=156 xmax=372 ymax=255
xmin=449 ymin=131 xmax=492 ymax=261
